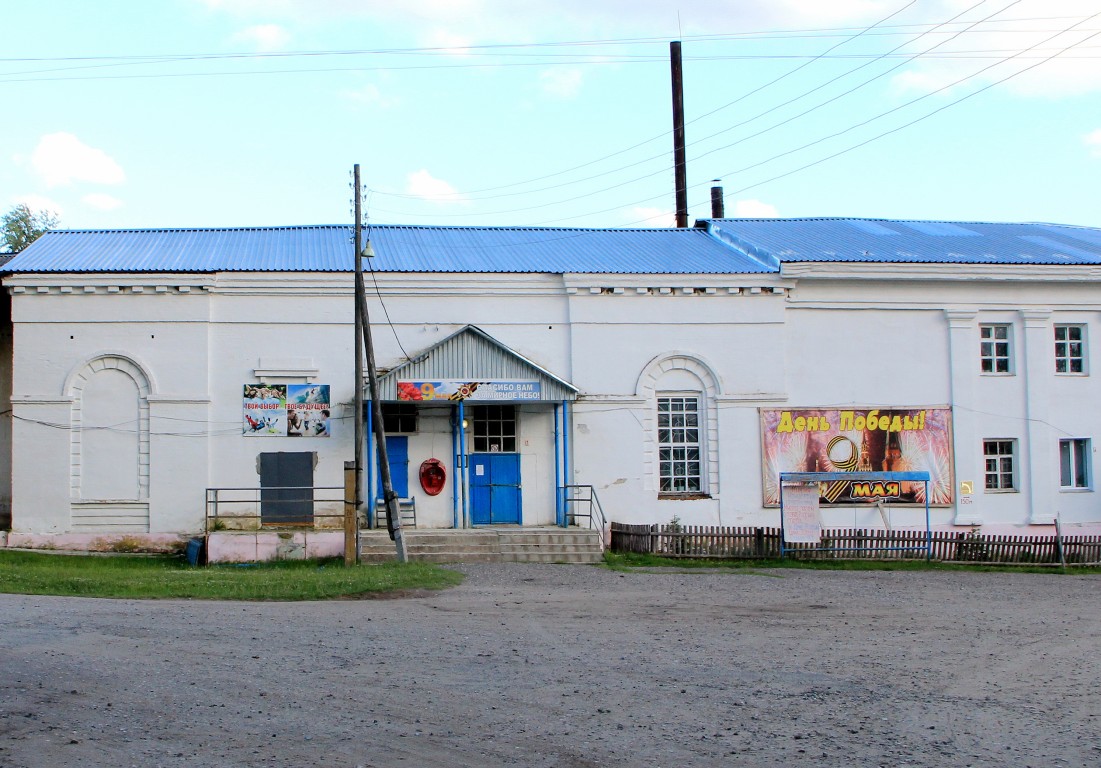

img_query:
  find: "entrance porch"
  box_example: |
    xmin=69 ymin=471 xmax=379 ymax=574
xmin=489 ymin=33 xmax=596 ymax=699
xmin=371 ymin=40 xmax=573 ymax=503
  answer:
xmin=367 ymin=325 xmax=580 ymax=530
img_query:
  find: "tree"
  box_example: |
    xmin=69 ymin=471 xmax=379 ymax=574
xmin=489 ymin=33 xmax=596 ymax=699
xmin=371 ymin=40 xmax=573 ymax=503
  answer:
xmin=2 ymin=204 xmax=59 ymax=253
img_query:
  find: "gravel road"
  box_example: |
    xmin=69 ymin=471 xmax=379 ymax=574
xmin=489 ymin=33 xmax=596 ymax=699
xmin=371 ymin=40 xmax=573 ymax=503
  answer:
xmin=2 ymin=563 xmax=1099 ymax=767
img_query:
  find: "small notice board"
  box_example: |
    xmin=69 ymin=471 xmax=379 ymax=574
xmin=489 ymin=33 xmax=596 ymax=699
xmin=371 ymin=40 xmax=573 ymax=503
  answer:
xmin=778 ymin=471 xmax=933 ymax=559
xmin=781 ymin=483 xmax=823 ymax=543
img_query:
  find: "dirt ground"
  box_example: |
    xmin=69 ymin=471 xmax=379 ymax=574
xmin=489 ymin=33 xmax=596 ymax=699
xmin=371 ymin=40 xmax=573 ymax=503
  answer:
xmin=1 ymin=563 xmax=1099 ymax=767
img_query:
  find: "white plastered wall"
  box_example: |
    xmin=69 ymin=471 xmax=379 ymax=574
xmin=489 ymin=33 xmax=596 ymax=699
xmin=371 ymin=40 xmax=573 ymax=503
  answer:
xmin=6 ymin=264 xmax=1101 ymax=536
xmin=9 ymin=275 xmax=213 ymax=534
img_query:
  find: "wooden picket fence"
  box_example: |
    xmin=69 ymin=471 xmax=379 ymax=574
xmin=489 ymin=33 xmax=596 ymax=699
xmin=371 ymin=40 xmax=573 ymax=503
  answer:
xmin=609 ymin=522 xmax=1101 ymax=565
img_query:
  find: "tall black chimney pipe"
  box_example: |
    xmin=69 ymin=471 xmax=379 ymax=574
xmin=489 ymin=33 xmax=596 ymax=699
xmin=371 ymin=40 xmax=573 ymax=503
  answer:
xmin=710 ymin=180 xmax=725 ymax=219
xmin=670 ymin=41 xmax=688 ymax=228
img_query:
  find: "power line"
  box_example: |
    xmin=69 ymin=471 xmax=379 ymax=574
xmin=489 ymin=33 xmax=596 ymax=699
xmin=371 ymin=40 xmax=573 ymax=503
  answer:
xmin=711 ymin=10 xmax=1101 ymax=203
xmin=370 ymin=0 xmax=922 ymax=204
xmin=363 ymin=207 xmax=413 ymax=364
xmin=516 ymin=7 xmax=1101 ymax=227
xmin=681 ymin=0 xmax=1020 ymax=173
xmin=370 ymin=3 xmax=1078 ymax=222
xmin=370 ymin=0 xmax=991 ymax=210
xmin=0 ymin=14 xmax=1088 ymax=66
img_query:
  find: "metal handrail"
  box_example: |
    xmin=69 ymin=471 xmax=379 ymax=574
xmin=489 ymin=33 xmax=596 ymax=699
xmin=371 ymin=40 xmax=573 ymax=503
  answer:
xmin=562 ymin=484 xmax=607 ymax=540
xmin=205 ymin=486 xmax=345 ymax=532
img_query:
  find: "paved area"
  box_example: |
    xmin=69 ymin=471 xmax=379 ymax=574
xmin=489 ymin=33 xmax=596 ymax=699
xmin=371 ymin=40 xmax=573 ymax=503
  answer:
xmin=1 ymin=563 xmax=1099 ymax=767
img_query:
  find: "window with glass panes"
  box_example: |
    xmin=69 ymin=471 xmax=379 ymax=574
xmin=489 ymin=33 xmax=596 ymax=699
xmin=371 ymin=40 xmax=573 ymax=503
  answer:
xmin=1060 ymin=438 xmax=1090 ymax=489
xmin=980 ymin=324 xmax=1011 ymax=373
xmin=381 ymin=403 xmax=417 ymax=433
xmin=471 ymin=404 xmax=516 ymax=453
xmin=657 ymin=396 xmax=702 ymax=493
xmin=983 ymin=439 xmax=1017 ymax=490
xmin=1054 ymin=325 xmax=1085 ymax=374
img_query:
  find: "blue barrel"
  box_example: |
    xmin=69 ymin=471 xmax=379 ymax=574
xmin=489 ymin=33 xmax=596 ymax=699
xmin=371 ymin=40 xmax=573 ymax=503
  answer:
xmin=186 ymin=537 xmax=205 ymax=566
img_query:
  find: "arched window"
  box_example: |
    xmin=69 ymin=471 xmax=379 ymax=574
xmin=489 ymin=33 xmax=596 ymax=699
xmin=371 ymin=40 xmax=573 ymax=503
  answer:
xmin=636 ymin=355 xmax=721 ymax=497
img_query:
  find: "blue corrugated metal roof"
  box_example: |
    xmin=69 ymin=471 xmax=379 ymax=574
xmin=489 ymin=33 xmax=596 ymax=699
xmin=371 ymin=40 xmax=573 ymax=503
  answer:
xmin=0 ymin=224 xmax=773 ymax=275
xmin=703 ymin=218 xmax=1101 ymax=265
xmin=7 ymin=218 xmax=1099 ymax=275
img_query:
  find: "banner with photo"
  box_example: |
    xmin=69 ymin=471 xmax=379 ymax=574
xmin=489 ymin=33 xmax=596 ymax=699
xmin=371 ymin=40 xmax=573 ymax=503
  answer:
xmin=761 ymin=407 xmax=953 ymax=506
xmin=243 ymin=384 xmax=330 ymax=437
xmin=396 ymin=380 xmax=542 ymax=402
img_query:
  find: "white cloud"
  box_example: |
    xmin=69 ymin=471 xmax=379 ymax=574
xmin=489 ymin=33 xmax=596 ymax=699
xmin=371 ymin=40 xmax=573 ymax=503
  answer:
xmin=191 ymin=0 xmax=1101 ymax=97
xmin=195 ymin=0 xmax=298 ymax=14
xmin=539 ymin=68 xmax=583 ymax=99
xmin=82 ymin=193 xmax=125 ymax=211
xmin=341 ymin=83 xmax=398 ymax=108
xmin=889 ymin=1 xmax=1101 ymax=99
xmin=191 ymin=0 xmax=896 ymax=44
xmin=11 ymin=194 xmax=63 ymax=217
xmin=31 ymin=133 xmax=125 ymax=188
xmin=406 ymin=169 xmax=468 ymax=202
xmin=231 ymin=24 xmax=291 ymax=51
xmin=1086 ymin=129 xmax=1101 ymax=158
xmin=629 ymin=206 xmax=674 ymax=227
xmin=732 ymin=199 xmax=780 ymax=218
xmin=891 ymin=66 xmax=960 ymax=96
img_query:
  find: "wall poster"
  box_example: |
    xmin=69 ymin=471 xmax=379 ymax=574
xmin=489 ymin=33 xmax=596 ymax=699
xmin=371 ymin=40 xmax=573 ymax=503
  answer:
xmin=760 ymin=407 xmax=953 ymax=506
xmin=243 ymin=384 xmax=330 ymax=437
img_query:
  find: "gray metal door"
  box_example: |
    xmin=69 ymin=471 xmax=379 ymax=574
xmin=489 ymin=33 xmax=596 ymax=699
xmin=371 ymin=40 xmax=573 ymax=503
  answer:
xmin=259 ymin=452 xmax=314 ymax=525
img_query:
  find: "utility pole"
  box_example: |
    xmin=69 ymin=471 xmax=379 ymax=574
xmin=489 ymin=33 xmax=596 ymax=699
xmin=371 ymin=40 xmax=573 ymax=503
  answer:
xmin=350 ymin=167 xmax=365 ymax=566
xmin=353 ymin=164 xmax=407 ymax=562
xmin=670 ymin=40 xmax=688 ymax=228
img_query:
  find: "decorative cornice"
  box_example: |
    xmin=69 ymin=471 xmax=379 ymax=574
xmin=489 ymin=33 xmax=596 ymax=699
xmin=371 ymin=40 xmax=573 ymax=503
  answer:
xmin=1020 ymin=309 xmax=1052 ymax=328
xmin=11 ymin=395 xmax=75 ymax=405
xmin=145 ymin=395 xmax=212 ymax=404
xmin=9 ymin=283 xmax=212 ymax=296
xmin=945 ymin=309 xmax=977 ymax=329
xmin=780 ymin=262 xmax=1101 ymax=281
xmin=716 ymin=392 xmax=789 ymax=403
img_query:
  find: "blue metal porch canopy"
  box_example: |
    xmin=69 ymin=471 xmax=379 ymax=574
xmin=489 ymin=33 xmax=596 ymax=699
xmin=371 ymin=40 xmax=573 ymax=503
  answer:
xmin=372 ymin=325 xmax=577 ymax=402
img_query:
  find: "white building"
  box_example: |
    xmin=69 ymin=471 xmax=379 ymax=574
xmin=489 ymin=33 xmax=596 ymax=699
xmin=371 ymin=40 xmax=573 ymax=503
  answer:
xmin=3 ymin=218 xmax=1100 ymax=551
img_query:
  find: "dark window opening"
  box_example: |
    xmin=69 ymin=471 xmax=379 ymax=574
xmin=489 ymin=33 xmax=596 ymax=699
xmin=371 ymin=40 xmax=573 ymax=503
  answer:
xmin=472 ymin=404 xmax=516 ymax=453
xmin=381 ymin=402 xmax=418 ymax=433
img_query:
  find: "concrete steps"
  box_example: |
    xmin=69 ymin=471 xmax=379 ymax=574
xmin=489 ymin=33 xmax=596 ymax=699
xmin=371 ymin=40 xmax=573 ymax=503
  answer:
xmin=358 ymin=527 xmax=604 ymax=564
xmin=497 ymin=530 xmax=603 ymax=563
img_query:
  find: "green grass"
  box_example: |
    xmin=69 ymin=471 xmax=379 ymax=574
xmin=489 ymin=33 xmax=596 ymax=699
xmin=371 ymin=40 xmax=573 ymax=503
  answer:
xmin=0 ymin=551 xmax=464 ymax=600
xmin=603 ymin=551 xmax=1100 ymax=575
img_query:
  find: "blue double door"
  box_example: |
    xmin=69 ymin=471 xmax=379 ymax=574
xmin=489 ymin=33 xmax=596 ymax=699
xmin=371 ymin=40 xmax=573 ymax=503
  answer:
xmin=469 ymin=453 xmax=521 ymax=525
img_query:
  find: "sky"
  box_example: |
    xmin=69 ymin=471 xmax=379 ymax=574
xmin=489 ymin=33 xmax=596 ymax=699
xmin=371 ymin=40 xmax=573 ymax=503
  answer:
xmin=2 ymin=0 xmax=1099 ymax=232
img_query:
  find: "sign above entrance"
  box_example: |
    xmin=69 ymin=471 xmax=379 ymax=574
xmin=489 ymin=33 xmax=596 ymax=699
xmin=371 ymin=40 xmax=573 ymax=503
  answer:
xmin=397 ymin=380 xmax=542 ymax=402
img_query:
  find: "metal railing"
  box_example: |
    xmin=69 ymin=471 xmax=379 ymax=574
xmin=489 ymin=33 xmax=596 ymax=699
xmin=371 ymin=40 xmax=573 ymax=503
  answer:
xmin=562 ymin=484 xmax=607 ymax=540
xmin=205 ymin=486 xmax=346 ymax=532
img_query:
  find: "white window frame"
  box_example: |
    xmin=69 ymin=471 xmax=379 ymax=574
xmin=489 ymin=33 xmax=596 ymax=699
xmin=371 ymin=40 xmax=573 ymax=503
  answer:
xmin=979 ymin=324 xmax=1013 ymax=374
xmin=657 ymin=394 xmax=704 ymax=495
xmin=1059 ymin=438 xmax=1091 ymax=490
xmin=983 ymin=439 xmax=1018 ymax=492
xmin=1054 ymin=324 xmax=1087 ymax=375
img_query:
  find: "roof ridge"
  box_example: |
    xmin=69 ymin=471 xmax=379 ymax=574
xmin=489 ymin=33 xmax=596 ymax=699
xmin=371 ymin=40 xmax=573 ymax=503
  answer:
xmin=707 ymin=216 xmax=1091 ymax=228
xmin=42 ymin=223 xmax=709 ymax=236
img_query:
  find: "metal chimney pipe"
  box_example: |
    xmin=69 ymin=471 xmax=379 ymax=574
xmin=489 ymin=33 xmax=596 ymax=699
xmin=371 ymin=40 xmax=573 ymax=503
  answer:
xmin=710 ymin=180 xmax=725 ymax=219
xmin=670 ymin=41 xmax=688 ymax=228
